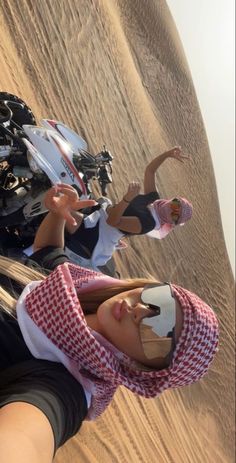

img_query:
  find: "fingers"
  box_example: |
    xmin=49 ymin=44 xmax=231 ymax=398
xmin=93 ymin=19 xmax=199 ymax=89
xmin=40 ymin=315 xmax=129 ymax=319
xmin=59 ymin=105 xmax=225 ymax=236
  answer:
xmin=173 ymin=146 xmax=181 ymax=154
xmin=169 ymin=146 xmax=190 ymax=161
xmin=171 ymin=146 xmax=182 ymax=157
xmin=74 ymin=199 xmax=97 ymax=210
xmin=63 ymin=210 xmax=77 ymax=226
xmin=53 ymin=183 xmax=79 ymax=201
xmin=53 ymin=184 xmax=99 ymax=205
xmin=45 ymin=183 xmax=78 ymax=203
xmin=44 ymin=187 xmax=59 ymax=209
xmin=44 ymin=185 xmax=58 ymax=202
xmin=64 ymin=200 xmax=96 ymax=225
xmin=44 ymin=183 xmax=95 ymax=215
xmin=123 ymin=181 xmax=141 ymax=202
xmin=128 ymin=181 xmax=141 ymax=193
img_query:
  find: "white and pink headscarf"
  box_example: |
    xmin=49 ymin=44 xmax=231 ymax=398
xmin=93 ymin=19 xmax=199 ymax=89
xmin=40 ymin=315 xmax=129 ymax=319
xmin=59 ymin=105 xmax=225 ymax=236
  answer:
xmin=25 ymin=263 xmax=218 ymax=419
xmin=147 ymin=197 xmax=193 ymax=239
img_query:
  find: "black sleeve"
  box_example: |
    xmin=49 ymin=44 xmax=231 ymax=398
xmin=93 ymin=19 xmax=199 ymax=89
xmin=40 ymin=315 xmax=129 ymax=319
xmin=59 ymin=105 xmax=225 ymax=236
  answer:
xmin=0 ymin=247 xmax=68 ymax=304
xmin=143 ymin=191 xmax=160 ymax=202
xmin=0 ymin=359 xmax=88 ymax=453
xmin=138 ymin=212 xmax=156 ymax=234
xmin=27 ymin=246 xmax=70 ymax=271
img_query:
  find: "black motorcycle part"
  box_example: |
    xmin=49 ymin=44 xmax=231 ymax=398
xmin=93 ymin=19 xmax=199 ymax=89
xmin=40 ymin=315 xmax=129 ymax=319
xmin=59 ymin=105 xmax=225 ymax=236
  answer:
xmin=0 ymin=207 xmax=25 ymax=227
xmin=0 ymin=92 xmax=36 ymax=127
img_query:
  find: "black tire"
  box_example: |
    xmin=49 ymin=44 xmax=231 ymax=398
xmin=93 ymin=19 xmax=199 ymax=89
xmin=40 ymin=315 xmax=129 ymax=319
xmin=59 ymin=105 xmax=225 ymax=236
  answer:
xmin=0 ymin=92 xmax=36 ymax=127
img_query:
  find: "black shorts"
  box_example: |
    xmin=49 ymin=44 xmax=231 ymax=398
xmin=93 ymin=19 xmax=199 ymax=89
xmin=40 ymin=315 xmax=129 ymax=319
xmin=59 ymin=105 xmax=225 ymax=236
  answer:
xmin=0 ymin=249 xmax=88 ymax=453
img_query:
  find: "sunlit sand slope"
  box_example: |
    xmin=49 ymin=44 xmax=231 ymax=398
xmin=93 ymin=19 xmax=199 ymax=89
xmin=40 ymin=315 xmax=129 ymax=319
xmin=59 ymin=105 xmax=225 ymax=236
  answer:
xmin=0 ymin=1 xmax=234 ymax=462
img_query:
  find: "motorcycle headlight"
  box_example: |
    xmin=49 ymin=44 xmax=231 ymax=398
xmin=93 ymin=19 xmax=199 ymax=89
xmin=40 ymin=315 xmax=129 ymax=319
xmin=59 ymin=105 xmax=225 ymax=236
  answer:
xmin=27 ymin=151 xmax=43 ymax=174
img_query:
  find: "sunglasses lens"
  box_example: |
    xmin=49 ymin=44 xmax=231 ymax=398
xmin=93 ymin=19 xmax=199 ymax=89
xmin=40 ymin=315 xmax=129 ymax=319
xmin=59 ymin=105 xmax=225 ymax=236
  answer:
xmin=140 ymin=284 xmax=176 ymax=360
xmin=170 ymin=199 xmax=181 ymax=224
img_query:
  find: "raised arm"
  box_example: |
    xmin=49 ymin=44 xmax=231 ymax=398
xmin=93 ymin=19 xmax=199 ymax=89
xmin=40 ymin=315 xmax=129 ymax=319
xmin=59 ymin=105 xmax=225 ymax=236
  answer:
xmin=144 ymin=146 xmax=189 ymax=194
xmin=106 ymin=182 xmax=142 ymax=233
xmin=33 ymin=184 xmax=95 ymax=251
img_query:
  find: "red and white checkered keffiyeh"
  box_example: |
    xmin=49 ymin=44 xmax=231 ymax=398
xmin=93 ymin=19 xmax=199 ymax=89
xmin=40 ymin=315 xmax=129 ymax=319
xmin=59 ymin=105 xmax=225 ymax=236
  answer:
xmin=25 ymin=263 xmax=218 ymax=419
xmin=147 ymin=197 xmax=193 ymax=239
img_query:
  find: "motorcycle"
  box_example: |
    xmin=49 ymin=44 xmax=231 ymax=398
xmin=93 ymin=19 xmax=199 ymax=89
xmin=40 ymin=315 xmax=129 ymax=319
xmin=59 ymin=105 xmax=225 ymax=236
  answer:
xmin=0 ymin=92 xmax=113 ymax=252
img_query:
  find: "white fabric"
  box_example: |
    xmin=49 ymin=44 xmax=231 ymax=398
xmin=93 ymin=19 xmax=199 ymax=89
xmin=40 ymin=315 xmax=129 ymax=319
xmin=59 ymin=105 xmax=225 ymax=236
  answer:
xmin=66 ymin=200 xmax=124 ymax=268
xmin=16 ymin=281 xmax=92 ymax=408
xmin=141 ymin=285 xmax=176 ymax=337
xmin=146 ymin=204 xmax=173 ymax=239
xmin=64 ymin=247 xmax=99 ymax=271
xmin=89 ymin=207 xmax=124 ymax=267
xmin=83 ymin=210 xmax=101 ymax=228
xmin=23 ymin=245 xmax=34 ymax=257
xmin=147 ymin=204 xmax=161 ymax=229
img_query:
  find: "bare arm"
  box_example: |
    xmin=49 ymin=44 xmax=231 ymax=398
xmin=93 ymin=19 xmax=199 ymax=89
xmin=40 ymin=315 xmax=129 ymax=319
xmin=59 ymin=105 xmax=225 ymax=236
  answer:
xmin=33 ymin=184 xmax=95 ymax=251
xmin=106 ymin=182 xmax=141 ymax=233
xmin=108 ymin=216 xmax=142 ymax=234
xmin=0 ymin=402 xmax=54 ymax=463
xmin=144 ymin=146 xmax=189 ymax=194
xmin=106 ymin=199 xmax=131 ymax=226
xmin=33 ymin=211 xmax=66 ymax=251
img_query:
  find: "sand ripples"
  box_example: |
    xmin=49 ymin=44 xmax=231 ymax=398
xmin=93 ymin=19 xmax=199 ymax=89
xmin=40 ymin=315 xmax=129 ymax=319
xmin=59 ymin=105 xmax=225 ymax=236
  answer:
xmin=0 ymin=1 xmax=234 ymax=461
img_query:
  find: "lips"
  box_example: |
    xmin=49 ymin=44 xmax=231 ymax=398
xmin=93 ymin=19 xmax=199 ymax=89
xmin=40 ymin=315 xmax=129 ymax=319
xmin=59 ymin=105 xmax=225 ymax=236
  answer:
xmin=112 ymin=300 xmax=122 ymax=321
xmin=112 ymin=300 xmax=128 ymax=321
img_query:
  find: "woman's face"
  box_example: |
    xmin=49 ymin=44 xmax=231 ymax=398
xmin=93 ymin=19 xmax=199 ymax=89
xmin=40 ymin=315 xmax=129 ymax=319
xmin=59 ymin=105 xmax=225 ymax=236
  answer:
xmin=87 ymin=288 xmax=183 ymax=369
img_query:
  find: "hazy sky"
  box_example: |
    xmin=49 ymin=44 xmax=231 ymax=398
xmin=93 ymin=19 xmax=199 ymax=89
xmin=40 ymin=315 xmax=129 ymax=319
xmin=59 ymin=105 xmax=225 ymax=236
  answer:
xmin=167 ymin=0 xmax=235 ymax=275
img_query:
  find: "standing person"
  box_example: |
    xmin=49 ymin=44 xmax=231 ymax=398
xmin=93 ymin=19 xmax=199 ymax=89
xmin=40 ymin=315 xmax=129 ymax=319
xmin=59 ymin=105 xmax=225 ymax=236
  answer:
xmin=65 ymin=146 xmax=193 ymax=269
xmin=0 ymin=184 xmax=218 ymax=463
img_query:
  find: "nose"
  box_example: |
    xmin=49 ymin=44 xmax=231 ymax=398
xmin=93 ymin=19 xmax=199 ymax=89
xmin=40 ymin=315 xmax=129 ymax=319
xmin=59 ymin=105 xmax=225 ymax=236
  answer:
xmin=131 ymin=303 xmax=155 ymax=324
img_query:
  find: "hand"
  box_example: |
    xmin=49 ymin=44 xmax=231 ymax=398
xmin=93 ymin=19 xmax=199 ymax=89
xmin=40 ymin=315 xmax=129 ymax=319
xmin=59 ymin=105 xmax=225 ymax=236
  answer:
xmin=44 ymin=184 xmax=96 ymax=226
xmin=123 ymin=182 xmax=141 ymax=202
xmin=164 ymin=146 xmax=189 ymax=162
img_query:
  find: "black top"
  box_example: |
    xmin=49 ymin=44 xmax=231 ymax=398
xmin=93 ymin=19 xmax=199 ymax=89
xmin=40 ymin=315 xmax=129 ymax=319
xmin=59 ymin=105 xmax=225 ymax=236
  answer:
xmin=0 ymin=248 xmax=87 ymax=453
xmin=121 ymin=191 xmax=160 ymax=234
xmin=66 ymin=219 xmax=99 ymax=256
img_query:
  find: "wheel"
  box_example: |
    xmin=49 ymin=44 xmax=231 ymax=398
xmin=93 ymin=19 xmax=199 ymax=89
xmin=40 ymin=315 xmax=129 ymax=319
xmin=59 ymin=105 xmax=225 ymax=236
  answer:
xmin=0 ymin=92 xmax=36 ymax=127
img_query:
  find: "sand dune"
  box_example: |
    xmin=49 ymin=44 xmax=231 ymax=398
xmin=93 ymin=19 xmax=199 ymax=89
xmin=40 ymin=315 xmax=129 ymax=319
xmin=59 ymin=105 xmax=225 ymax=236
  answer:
xmin=0 ymin=0 xmax=234 ymax=462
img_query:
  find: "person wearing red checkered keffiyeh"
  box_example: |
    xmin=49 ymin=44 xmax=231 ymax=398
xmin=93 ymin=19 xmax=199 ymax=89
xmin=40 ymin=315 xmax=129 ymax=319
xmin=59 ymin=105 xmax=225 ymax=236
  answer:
xmin=14 ymin=183 xmax=218 ymax=420
xmin=0 ymin=183 xmax=219 ymax=463
xmin=15 ymin=260 xmax=219 ymax=420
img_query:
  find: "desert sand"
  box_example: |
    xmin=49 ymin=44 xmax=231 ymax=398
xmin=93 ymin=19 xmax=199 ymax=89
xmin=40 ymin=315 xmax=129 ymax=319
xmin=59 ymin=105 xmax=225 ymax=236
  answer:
xmin=0 ymin=1 xmax=235 ymax=462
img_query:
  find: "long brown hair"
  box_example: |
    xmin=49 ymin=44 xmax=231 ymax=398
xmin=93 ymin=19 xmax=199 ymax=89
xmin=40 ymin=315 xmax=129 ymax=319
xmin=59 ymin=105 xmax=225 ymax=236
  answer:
xmin=79 ymin=278 xmax=159 ymax=314
xmin=0 ymin=256 xmax=159 ymax=315
xmin=0 ymin=256 xmax=46 ymax=316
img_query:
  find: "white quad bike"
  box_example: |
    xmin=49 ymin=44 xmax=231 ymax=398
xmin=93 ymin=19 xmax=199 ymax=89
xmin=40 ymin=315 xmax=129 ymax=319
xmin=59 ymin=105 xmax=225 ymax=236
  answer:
xmin=0 ymin=93 xmax=118 ymax=275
